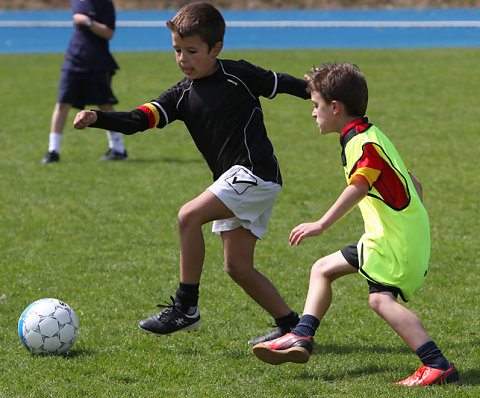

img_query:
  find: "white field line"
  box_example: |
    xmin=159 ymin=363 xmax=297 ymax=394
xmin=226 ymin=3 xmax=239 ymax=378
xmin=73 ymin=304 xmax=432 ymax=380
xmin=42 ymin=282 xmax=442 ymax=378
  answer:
xmin=1 ymin=20 xmax=480 ymax=28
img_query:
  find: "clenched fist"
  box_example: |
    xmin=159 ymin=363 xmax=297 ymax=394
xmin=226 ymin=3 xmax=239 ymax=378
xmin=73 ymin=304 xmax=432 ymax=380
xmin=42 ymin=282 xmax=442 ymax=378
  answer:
xmin=73 ymin=110 xmax=97 ymax=129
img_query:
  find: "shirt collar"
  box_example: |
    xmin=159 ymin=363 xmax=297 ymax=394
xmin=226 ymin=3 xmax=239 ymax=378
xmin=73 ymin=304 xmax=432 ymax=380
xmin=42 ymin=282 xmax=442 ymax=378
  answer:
xmin=339 ymin=117 xmax=371 ymax=166
xmin=341 ymin=117 xmax=370 ymax=137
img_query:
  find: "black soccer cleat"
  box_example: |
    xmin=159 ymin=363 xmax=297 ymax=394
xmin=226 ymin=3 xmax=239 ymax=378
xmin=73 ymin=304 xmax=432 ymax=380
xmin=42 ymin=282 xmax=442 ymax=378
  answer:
xmin=41 ymin=151 xmax=59 ymax=164
xmin=248 ymin=311 xmax=299 ymax=345
xmin=248 ymin=327 xmax=292 ymax=345
xmin=138 ymin=296 xmax=200 ymax=336
xmin=100 ymin=149 xmax=129 ymax=161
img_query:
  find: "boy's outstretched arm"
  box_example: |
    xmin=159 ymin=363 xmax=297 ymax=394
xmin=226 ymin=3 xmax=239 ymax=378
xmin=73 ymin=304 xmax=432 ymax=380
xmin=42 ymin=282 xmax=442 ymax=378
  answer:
xmin=276 ymin=73 xmax=310 ymax=99
xmin=289 ymin=175 xmax=370 ymax=246
xmin=73 ymin=108 xmax=151 ymax=134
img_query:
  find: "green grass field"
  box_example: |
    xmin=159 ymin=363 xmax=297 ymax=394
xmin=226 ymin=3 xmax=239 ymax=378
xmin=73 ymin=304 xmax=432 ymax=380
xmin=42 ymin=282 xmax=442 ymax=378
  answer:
xmin=0 ymin=48 xmax=479 ymax=397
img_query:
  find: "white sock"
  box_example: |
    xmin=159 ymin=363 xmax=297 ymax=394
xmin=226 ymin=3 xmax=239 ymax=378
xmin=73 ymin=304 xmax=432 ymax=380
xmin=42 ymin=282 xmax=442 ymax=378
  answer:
xmin=107 ymin=131 xmax=125 ymax=153
xmin=48 ymin=132 xmax=62 ymax=153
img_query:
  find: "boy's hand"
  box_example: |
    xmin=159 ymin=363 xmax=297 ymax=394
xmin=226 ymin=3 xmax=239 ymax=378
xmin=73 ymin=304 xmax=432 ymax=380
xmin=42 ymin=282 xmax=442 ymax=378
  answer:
xmin=73 ymin=110 xmax=97 ymax=130
xmin=289 ymin=221 xmax=324 ymax=246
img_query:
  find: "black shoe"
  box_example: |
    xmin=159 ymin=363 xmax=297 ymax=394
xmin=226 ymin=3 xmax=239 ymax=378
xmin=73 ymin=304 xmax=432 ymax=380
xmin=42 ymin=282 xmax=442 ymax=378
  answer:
xmin=248 ymin=327 xmax=291 ymax=345
xmin=138 ymin=296 xmax=200 ymax=335
xmin=100 ymin=149 xmax=128 ymax=161
xmin=248 ymin=311 xmax=300 ymax=345
xmin=42 ymin=151 xmax=59 ymax=164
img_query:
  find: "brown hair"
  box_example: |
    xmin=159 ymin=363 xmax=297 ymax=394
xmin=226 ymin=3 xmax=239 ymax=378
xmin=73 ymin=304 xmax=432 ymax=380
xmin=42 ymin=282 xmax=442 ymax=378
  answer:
xmin=308 ymin=63 xmax=368 ymax=117
xmin=166 ymin=2 xmax=225 ymax=50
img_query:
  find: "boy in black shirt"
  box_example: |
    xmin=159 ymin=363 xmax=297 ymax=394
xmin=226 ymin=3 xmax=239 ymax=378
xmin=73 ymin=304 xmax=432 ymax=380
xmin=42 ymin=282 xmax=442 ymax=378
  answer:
xmin=74 ymin=2 xmax=309 ymax=342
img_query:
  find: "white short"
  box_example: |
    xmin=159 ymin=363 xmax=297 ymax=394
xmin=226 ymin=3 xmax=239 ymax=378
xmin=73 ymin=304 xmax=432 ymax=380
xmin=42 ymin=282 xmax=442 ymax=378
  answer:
xmin=207 ymin=165 xmax=281 ymax=239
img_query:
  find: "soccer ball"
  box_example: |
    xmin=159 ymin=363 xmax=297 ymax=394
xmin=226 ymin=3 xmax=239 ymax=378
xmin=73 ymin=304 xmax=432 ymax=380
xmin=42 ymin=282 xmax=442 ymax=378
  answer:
xmin=18 ymin=298 xmax=79 ymax=354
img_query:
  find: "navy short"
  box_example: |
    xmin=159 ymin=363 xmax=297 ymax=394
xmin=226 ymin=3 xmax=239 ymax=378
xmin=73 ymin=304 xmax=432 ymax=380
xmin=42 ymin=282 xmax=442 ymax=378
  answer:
xmin=57 ymin=70 xmax=118 ymax=110
xmin=341 ymin=243 xmax=401 ymax=299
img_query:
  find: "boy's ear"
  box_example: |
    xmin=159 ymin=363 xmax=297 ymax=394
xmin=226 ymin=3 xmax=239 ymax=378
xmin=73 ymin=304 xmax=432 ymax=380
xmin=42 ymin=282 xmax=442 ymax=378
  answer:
xmin=331 ymin=100 xmax=342 ymax=115
xmin=211 ymin=41 xmax=223 ymax=57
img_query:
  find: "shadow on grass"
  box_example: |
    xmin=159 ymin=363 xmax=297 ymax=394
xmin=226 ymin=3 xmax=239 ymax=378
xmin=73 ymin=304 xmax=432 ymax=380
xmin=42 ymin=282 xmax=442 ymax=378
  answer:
xmin=294 ymin=363 xmax=389 ymax=382
xmin=291 ymin=342 xmax=414 ymax=381
xmin=61 ymin=348 xmax=95 ymax=358
xmin=455 ymin=367 xmax=480 ymax=386
xmin=311 ymin=341 xmax=411 ymax=356
xmin=308 ymin=342 xmax=480 ymax=385
xmin=124 ymin=156 xmax=203 ymax=164
xmin=295 ymin=363 xmax=479 ymax=387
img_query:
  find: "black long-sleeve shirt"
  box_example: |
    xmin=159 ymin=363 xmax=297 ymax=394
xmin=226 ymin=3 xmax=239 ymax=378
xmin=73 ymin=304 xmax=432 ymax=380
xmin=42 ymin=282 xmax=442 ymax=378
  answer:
xmin=92 ymin=59 xmax=309 ymax=184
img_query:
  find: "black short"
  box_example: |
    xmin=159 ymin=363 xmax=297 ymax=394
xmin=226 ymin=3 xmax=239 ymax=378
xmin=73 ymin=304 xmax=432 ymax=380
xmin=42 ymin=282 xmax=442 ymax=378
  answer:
xmin=57 ymin=70 xmax=118 ymax=110
xmin=340 ymin=243 xmax=401 ymax=299
xmin=340 ymin=243 xmax=359 ymax=269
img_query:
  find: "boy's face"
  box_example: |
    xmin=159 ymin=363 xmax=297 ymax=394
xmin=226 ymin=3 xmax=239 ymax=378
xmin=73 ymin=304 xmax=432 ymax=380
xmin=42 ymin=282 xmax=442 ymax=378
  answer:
xmin=311 ymin=91 xmax=339 ymax=135
xmin=171 ymin=32 xmax=223 ymax=80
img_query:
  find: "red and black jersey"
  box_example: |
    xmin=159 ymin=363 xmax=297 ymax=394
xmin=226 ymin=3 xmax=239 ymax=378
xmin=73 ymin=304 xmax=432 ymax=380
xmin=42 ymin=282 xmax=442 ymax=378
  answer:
xmin=92 ymin=59 xmax=309 ymax=184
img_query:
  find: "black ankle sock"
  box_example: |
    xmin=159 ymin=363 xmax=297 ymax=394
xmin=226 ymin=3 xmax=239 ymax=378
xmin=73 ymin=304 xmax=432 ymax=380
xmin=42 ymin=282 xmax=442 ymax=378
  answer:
xmin=415 ymin=340 xmax=450 ymax=370
xmin=174 ymin=282 xmax=199 ymax=312
xmin=274 ymin=311 xmax=300 ymax=330
xmin=291 ymin=314 xmax=320 ymax=337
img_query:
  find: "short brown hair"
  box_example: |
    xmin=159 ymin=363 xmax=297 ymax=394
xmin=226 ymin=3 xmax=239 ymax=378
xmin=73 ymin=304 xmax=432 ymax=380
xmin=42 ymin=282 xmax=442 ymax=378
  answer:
xmin=308 ymin=63 xmax=368 ymax=117
xmin=166 ymin=2 xmax=225 ymax=50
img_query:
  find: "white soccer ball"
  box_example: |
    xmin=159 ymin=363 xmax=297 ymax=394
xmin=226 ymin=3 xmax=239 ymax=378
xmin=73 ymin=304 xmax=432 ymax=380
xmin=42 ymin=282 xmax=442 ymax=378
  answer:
xmin=18 ymin=298 xmax=79 ymax=354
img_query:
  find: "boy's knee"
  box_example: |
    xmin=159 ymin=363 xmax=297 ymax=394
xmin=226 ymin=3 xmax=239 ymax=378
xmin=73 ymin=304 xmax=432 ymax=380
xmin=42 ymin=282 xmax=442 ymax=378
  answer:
xmin=224 ymin=260 xmax=252 ymax=283
xmin=369 ymin=293 xmax=380 ymax=312
xmin=369 ymin=292 xmax=391 ymax=314
xmin=225 ymin=261 xmax=240 ymax=280
xmin=310 ymin=257 xmax=329 ymax=278
xmin=177 ymin=202 xmax=197 ymax=230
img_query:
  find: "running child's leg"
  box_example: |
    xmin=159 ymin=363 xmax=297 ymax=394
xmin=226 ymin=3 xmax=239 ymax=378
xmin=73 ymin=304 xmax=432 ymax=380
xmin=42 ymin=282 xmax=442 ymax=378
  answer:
xmin=252 ymin=251 xmax=356 ymax=364
xmin=138 ymin=190 xmax=234 ymax=335
xmin=178 ymin=190 xmax=234 ymax=284
xmin=369 ymin=291 xmax=458 ymax=385
xmin=302 ymin=251 xmax=357 ymax=321
xmin=221 ymin=226 xmax=291 ymax=318
xmin=223 ymin=227 xmax=300 ymax=345
xmin=369 ymin=291 xmax=430 ymax=350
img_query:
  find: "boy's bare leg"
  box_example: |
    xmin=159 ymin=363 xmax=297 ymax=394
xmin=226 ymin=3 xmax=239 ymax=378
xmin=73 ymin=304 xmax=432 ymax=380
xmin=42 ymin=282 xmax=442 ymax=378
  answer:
xmin=302 ymin=251 xmax=357 ymax=320
xmin=138 ymin=190 xmax=234 ymax=335
xmin=222 ymin=227 xmax=291 ymax=318
xmin=301 ymin=252 xmax=430 ymax=350
xmin=369 ymin=292 xmax=459 ymax=385
xmin=369 ymin=291 xmax=431 ymax=350
xmin=177 ymin=190 xmax=234 ymax=284
xmin=51 ymin=102 xmax=72 ymax=134
xmin=42 ymin=102 xmax=71 ymax=163
xmin=251 ymin=251 xmax=354 ymax=361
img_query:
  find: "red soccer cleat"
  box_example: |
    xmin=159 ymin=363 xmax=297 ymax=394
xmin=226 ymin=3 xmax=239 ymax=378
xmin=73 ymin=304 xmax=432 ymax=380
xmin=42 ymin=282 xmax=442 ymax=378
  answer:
xmin=396 ymin=362 xmax=459 ymax=386
xmin=252 ymin=332 xmax=313 ymax=365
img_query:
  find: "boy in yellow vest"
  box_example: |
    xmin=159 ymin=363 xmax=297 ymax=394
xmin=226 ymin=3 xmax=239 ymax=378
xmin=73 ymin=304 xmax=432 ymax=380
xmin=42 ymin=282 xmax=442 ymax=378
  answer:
xmin=252 ymin=62 xmax=458 ymax=386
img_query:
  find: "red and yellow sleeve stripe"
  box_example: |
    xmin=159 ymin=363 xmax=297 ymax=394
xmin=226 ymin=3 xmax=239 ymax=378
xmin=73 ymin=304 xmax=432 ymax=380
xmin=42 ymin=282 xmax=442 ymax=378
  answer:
xmin=137 ymin=103 xmax=160 ymax=129
xmin=349 ymin=167 xmax=381 ymax=187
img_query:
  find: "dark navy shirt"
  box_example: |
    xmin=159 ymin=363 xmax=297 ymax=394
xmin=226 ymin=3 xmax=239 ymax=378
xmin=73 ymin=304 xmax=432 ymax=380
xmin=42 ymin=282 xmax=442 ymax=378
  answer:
xmin=92 ymin=59 xmax=309 ymax=184
xmin=62 ymin=0 xmax=119 ymax=72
